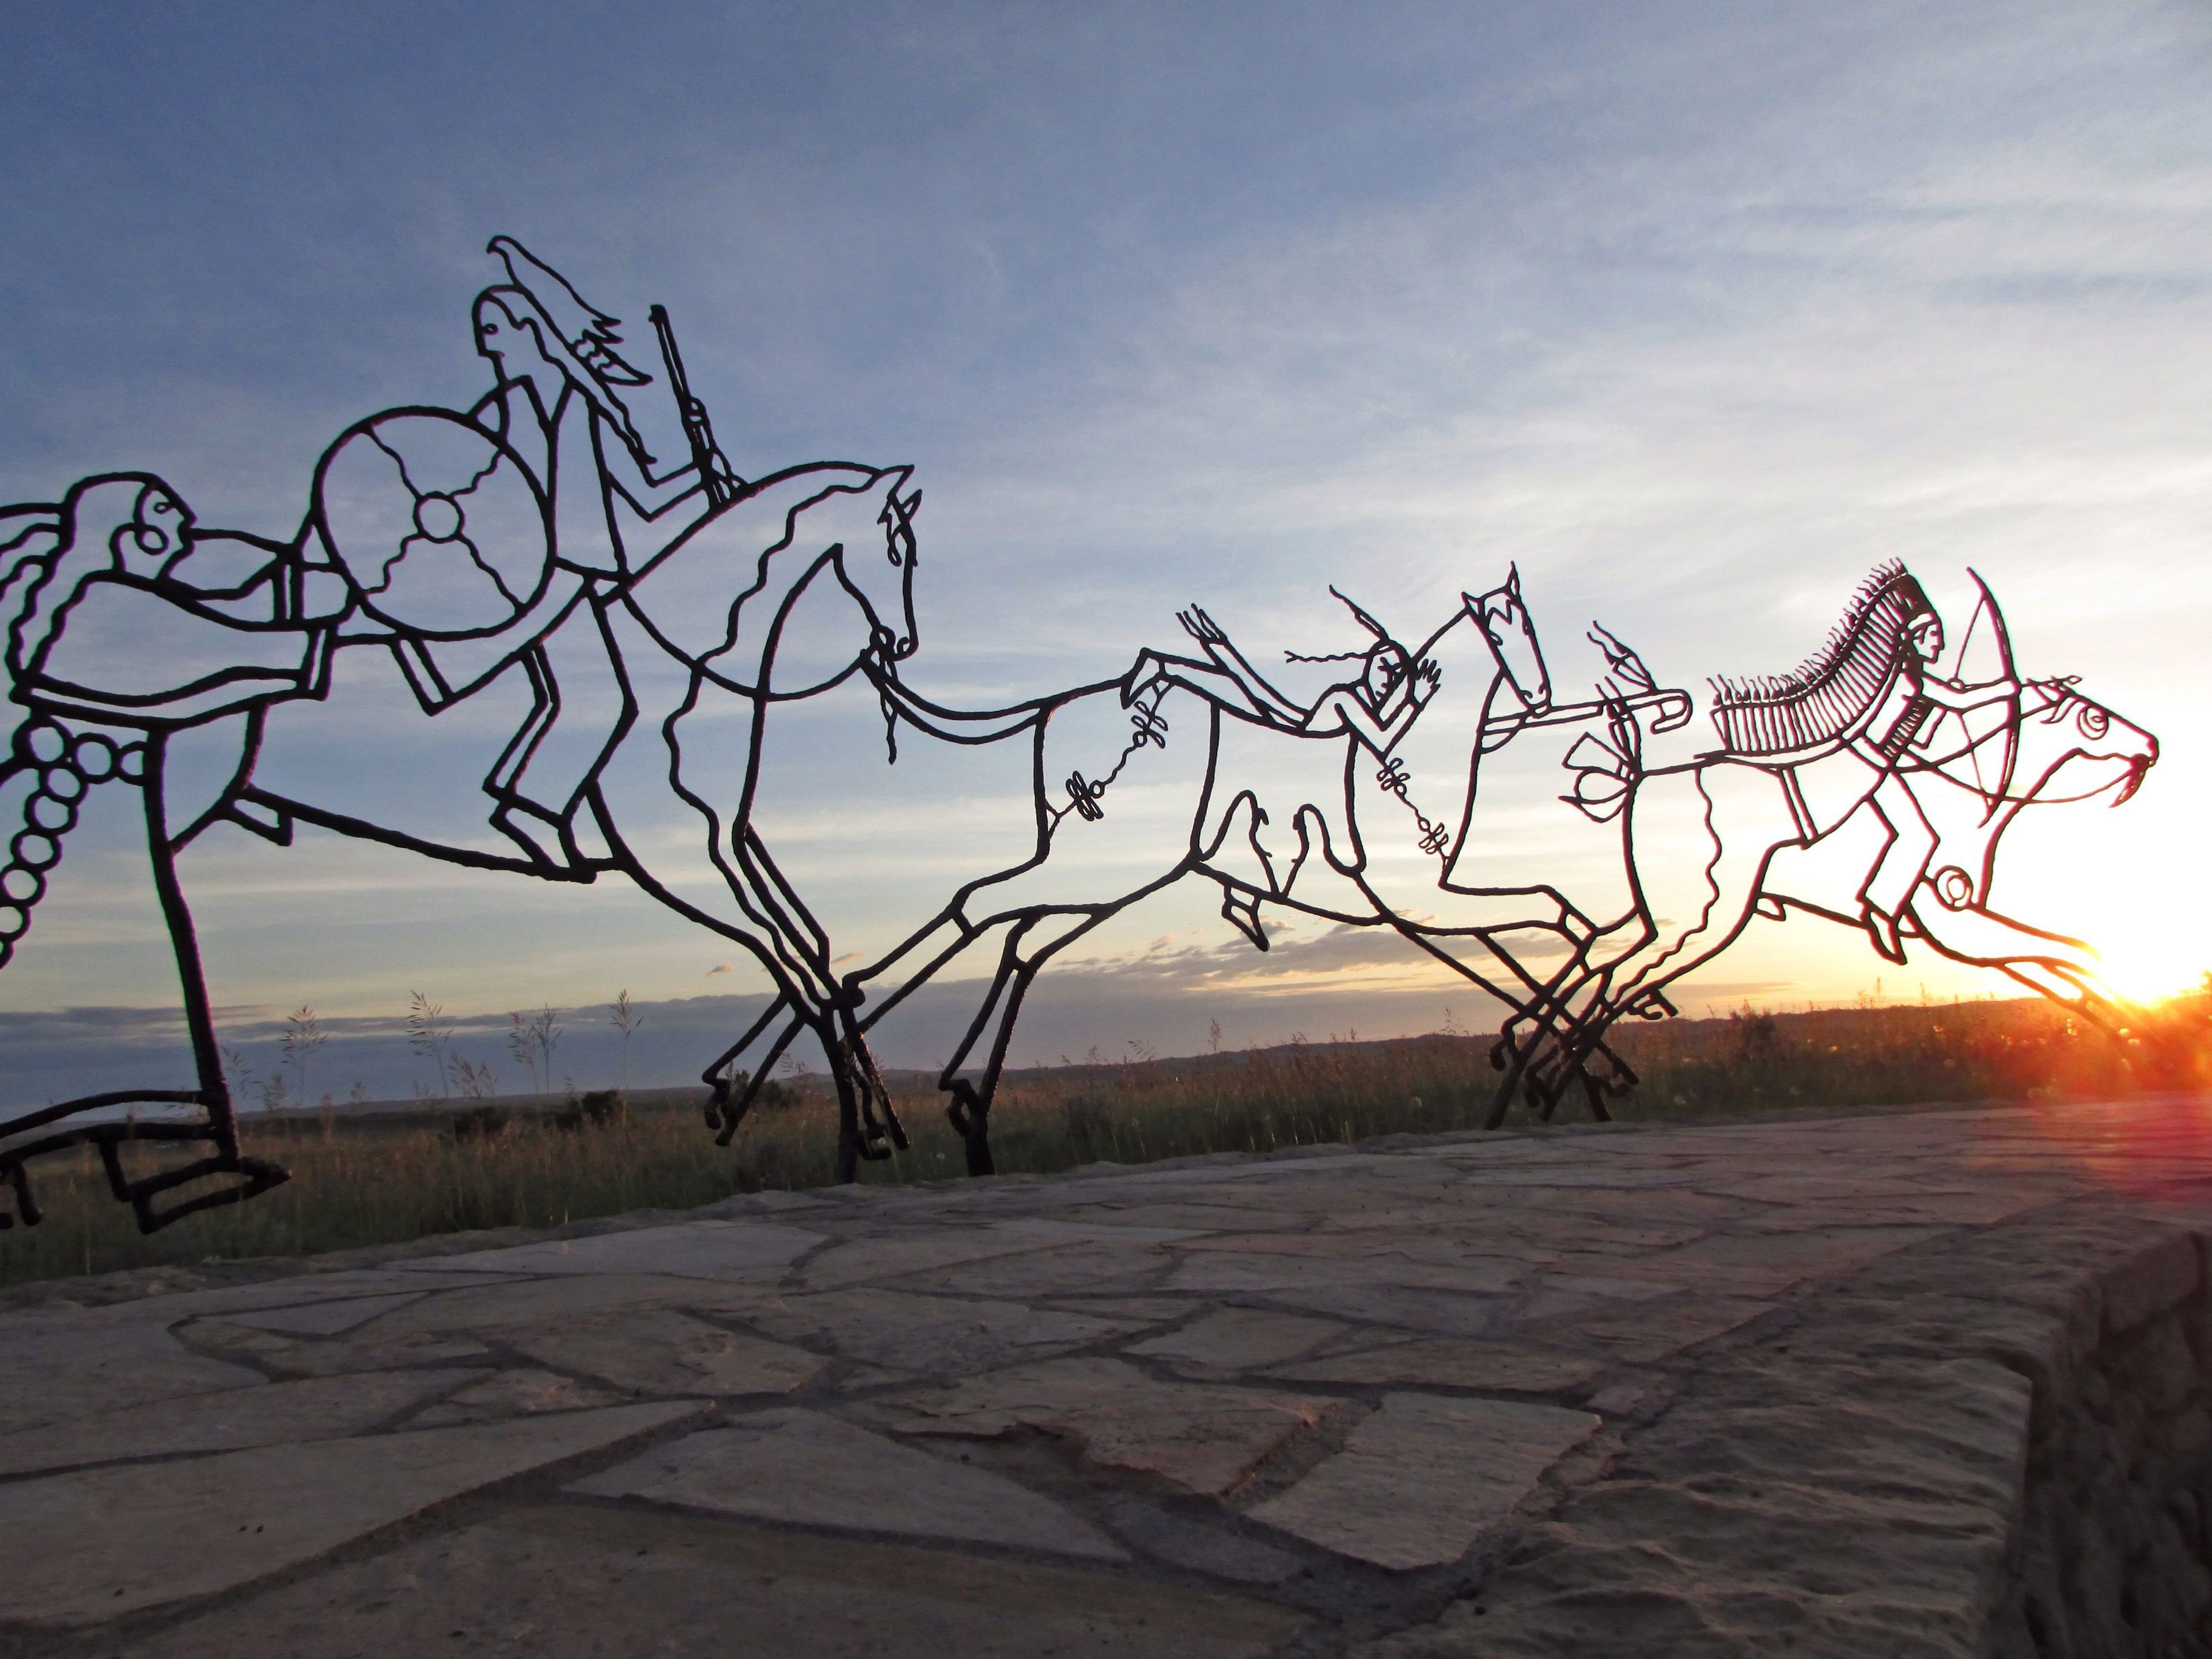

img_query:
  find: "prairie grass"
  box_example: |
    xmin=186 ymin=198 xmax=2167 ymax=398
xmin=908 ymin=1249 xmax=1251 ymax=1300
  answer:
xmin=3 ymin=988 xmax=2205 ymax=1290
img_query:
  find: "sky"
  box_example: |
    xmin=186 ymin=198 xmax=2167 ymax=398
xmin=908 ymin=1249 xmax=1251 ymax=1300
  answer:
xmin=3 ymin=1 xmax=2209 ymax=1104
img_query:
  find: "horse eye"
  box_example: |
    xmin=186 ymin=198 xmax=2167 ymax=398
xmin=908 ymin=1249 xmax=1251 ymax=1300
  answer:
xmin=2079 ymin=707 xmax=2108 ymax=738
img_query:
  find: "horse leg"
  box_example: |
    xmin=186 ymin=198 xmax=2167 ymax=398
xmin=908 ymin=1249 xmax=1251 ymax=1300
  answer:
xmin=834 ymin=1003 xmax=907 ymax=1155
xmin=825 ymin=1017 xmax=871 ymax=1185
xmin=935 ymin=911 xmax=1105 ymax=1177
xmin=3 ymin=734 xmax=289 ymax=1233
xmin=937 ymin=927 xmax=1029 ymax=1177
xmin=702 ymin=995 xmax=806 ymax=1141
xmin=1546 ymin=778 xmax=1790 ymax=1120
xmin=1486 ymin=919 xmax=1639 ymax=1127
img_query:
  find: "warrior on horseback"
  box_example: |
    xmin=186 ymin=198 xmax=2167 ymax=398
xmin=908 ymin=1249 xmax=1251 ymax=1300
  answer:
xmin=313 ymin=238 xmax=730 ymax=874
xmin=1707 ymin=563 xmax=2021 ymax=963
xmin=1498 ymin=560 xmax=2147 ymax=1128
xmin=1120 ymin=588 xmax=1443 ymax=760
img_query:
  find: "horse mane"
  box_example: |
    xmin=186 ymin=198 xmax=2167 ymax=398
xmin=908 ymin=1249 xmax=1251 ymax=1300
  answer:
xmin=1707 ymin=561 xmax=1925 ymax=757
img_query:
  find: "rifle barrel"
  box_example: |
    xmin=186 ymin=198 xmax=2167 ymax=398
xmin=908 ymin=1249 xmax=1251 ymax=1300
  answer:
xmin=650 ymin=304 xmax=737 ymax=507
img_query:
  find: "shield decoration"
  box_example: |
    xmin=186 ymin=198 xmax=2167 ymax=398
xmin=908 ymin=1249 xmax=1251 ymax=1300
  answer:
xmin=1952 ymin=567 xmax=2017 ymax=820
xmin=312 ymin=408 xmax=551 ymax=641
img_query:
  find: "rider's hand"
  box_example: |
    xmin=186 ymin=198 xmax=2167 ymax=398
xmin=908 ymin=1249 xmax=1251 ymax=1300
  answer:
xmin=1414 ymin=660 xmax=1441 ymax=702
xmin=1179 ymin=607 xmax=1228 ymax=647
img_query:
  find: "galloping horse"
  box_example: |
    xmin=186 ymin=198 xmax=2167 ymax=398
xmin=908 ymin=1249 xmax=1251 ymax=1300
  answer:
xmin=851 ymin=570 xmax=1692 ymax=1173
xmin=0 ymin=455 xmax=923 ymax=1224
xmin=1495 ymin=573 xmax=2157 ymax=1122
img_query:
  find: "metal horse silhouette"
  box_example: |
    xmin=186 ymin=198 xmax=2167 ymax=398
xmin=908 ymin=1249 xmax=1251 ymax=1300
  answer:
xmin=1491 ymin=562 xmax=2157 ymax=1122
xmin=850 ymin=579 xmax=1693 ymax=1172
xmin=0 ymin=241 xmax=2162 ymax=1228
xmin=1 ymin=238 xmax=921 ymax=1227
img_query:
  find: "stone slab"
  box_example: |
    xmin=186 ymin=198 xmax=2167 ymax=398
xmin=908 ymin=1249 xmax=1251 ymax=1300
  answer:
xmin=403 ymin=1219 xmax=824 ymax=1280
xmin=408 ymin=1367 xmax=627 ymax=1427
xmin=1126 ymin=1308 xmax=1349 ymax=1377
xmin=888 ymin=1357 xmax=1335 ymax=1495
xmin=740 ymin=1288 xmax=1146 ymax=1376
xmin=1521 ymin=1294 xmax=1778 ymax=1362
xmin=885 ymin=1243 xmax=1176 ymax=1299
xmin=1253 ymin=1282 xmax=1512 ymax=1339
xmin=185 ymin=1322 xmax=492 ymax=1377
xmin=1247 ymin=1392 xmax=1601 ymax=1570
xmin=1268 ymin=1337 xmax=1605 ymax=1395
xmin=212 ymin=1290 xmax=430 ymax=1336
xmin=127 ymin=1503 xmax=1303 ymax=1659
xmin=570 ymin=1408 xmax=1126 ymax=1560
xmin=361 ymin=1271 xmax=759 ymax=1335
xmin=1103 ymin=1495 xmax=1306 ymax=1584
xmin=1166 ymin=1250 xmax=1522 ymax=1298
xmin=0 ymin=1309 xmax=264 ymax=1434
xmin=499 ymin=1306 xmax=828 ymax=1397
xmin=0 ymin=1367 xmax=486 ymax=1476
xmin=0 ymin=1400 xmax=700 ymax=1623
xmin=794 ymin=1227 xmax=1076 ymax=1292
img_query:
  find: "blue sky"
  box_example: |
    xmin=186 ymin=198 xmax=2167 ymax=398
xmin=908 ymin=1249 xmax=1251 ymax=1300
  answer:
xmin=4 ymin=2 xmax=2209 ymax=1100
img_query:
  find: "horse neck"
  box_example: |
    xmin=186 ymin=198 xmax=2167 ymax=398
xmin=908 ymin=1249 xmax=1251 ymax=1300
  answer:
xmin=1390 ymin=608 xmax=1506 ymax=856
xmin=703 ymin=467 xmax=879 ymax=691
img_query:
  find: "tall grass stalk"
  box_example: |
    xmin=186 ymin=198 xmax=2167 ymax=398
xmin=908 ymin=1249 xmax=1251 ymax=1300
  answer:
xmin=4 ymin=990 xmax=2205 ymax=1290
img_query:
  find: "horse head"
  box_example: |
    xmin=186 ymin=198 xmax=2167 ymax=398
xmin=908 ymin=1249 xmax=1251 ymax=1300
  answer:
xmin=1365 ymin=566 xmax=1558 ymax=888
xmin=1465 ymin=566 xmax=1552 ymax=717
xmin=811 ymin=462 xmax=919 ymax=675
xmin=2016 ymin=679 xmax=2157 ymax=808
xmin=1918 ymin=676 xmax=2158 ymax=916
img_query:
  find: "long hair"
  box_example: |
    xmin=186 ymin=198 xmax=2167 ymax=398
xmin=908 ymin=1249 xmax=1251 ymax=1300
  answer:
xmin=1283 ymin=586 xmax=1410 ymax=677
xmin=477 ymin=285 xmax=656 ymax=469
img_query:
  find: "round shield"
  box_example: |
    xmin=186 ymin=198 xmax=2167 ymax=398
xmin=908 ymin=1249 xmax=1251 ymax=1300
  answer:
xmin=313 ymin=408 xmax=551 ymax=641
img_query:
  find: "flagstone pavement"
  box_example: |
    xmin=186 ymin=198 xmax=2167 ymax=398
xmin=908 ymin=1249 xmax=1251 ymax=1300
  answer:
xmin=0 ymin=1097 xmax=2207 ymax=1657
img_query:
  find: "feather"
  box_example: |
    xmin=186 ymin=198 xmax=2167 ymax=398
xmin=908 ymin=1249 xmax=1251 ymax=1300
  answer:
xmin=1708 ymin=563 xmax=1926 ymax=756
xmin=486 ymin=236 xmax=653 ymax=388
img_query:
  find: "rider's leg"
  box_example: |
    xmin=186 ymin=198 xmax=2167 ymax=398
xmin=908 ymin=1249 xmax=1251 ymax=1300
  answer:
xmin=931 ymin=910 xmax=1104 ymax=1176
xmin=1859 ymin=773 xmax=1936 ymax=964
xmin=488 ymin=605 xmax=632 ymax=870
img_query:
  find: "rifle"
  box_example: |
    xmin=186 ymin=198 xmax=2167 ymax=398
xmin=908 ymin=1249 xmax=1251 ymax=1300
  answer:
xmin=648 ymin=304 xmax=740 ymax=510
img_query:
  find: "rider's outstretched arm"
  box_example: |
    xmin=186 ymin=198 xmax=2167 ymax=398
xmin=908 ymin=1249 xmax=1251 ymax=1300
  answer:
xmin=1922 ymin=672 xmax=2022 ymax=714
xmin=1179 ymin=607 xmax=1305 ymax=725
xmin=592 ymin=420 xmax=709 ymax=521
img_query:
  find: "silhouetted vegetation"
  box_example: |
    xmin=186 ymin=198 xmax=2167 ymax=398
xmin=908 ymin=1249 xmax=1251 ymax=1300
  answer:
xmin=3 ymin=987 xmax=2206 ymax=1289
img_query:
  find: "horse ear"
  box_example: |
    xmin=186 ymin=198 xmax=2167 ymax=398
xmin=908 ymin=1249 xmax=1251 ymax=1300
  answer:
xmin=1507 ymin=564 xmax=1522 ymax=595
xmin=902 ymin=489 xmax=922 ymax=518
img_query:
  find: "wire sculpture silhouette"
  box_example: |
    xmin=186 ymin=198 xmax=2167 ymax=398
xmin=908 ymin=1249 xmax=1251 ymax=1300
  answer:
xmin=1 ymin=238 xmax=921 ymax=1228
xmin=850 ymin=575 xmax=1696 ymax=1173
xmin=1494 ymin=565 xmax=2158 ymax=1123
xmin=0 ymin=237 xmax=2163 ymax=1226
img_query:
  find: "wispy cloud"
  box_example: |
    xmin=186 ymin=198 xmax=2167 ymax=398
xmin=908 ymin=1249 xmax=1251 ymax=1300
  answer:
xmin=1 ymin=1 xmax=2204 ymax=1048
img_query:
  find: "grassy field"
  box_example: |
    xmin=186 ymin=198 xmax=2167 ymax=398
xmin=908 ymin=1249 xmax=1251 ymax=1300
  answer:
xmin=3 ymin=987 xmax=2206 ymax=1290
